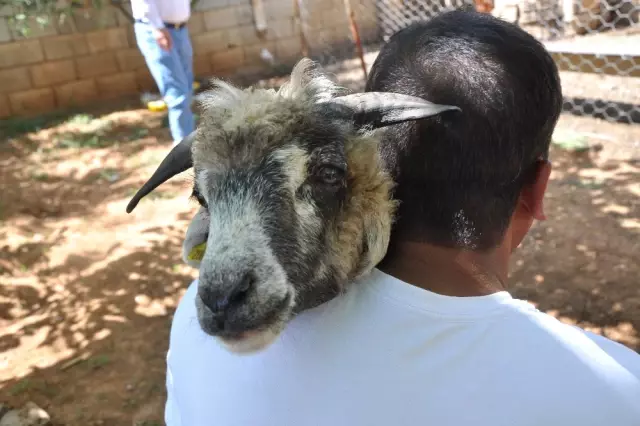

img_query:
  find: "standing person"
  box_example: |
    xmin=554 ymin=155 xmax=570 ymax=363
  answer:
xmin=163 ymin=10 xmax=640 ymax=426
xmin=131 ymin=0 xmax=195 ymax=146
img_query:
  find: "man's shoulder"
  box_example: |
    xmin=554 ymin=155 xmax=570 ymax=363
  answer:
xmin=497 ymin=297 xmax=640 ymax=378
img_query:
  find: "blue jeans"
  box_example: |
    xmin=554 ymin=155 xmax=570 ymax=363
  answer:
xmin=134 ymin=22 xmax=195 ymax=143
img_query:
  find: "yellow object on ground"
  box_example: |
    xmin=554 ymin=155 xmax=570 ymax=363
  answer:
xmin=145 ymin=82 xmax=199 ymax=112
xmin=147 ymin=99 xmax=167 ymax=112
xmin=188 ymin=242 xmax=207 ymax=261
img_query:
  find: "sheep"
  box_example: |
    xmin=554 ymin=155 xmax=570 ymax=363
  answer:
xmin=126 ymin=58 xmax=460 ymax=354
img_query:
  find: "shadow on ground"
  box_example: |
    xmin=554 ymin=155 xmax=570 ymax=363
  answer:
xmin=1 ymin=102 xmax=199 ymax=425
xmin=510 ymin=144 xmax=640 ymax=351
xmin=0 ymin=102 xmax=188 ymax=225
xmin=1 ymin=99 xmax=639 ymax=425
xmin=3 ymin=235 xmax=194 ymax=426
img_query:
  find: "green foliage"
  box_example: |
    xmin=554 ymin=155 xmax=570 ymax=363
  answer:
xmin=1 ymin=0 xmax=201 ymax=36
xmin=8 ymin=378 xmax=32 ymax=395
xmin=552 ymin=129 xmax=590 ymax=152
xmin=0 ymin=1 xmax=107 ymax=36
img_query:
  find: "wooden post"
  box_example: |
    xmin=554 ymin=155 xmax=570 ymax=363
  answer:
xmin=251 ymin=0 xmax=268 ymax=33
xmin=293 ymin=0 xmax=309 ymax=58
xmin=562 ymin=0 xmax=574 ymax=24
xmin=342 ymin=0 xmax=368 ymax=80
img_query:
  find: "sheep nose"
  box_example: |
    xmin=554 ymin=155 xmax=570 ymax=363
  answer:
xmin=199 ymin=272 xmax=255 ymax=322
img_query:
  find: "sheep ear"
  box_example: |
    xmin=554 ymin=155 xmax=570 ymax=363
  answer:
xmin=126 ymin=131 xmax=196 ymax=213
xmin=182 ymin=206 xmax=210 ymax=268
xmin=330 ymin=92 xmax=460 ymax=129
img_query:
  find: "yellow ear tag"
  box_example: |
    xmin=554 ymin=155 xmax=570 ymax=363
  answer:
xmin=188 ymin=242 xmax=207 ymax=261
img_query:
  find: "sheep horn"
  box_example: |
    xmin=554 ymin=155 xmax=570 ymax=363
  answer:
xmin=329 ymin=92 xmax=460 ymax=128
xmin=125 ymin=131 xmax=196 ymax=213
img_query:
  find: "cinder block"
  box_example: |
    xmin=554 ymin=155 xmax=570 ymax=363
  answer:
xmin=265 ymin=19 xmax=295 ymax=41
xmin=9 ymin=16 xmax=58 ymax=40
xmin=211 ymin=47 xmax=244 ymax=72
xmin=275 ymin=37 xmax=302 ymax=63
xmin=302 ymin=0 xmax=328 ymax=11
xmin=41 ymin=34 xmax=89 ymax=60
xmin=306 ymin=29 xmax=331 ymax=50
xmin=235 ymin=4 xmax=254 ymax=26
xmin=0 ymin=5 xmax=13 ymax=17
xmin=203 ymin=7 xmax=238 ymax=30
xmin=0 ymin=17 xmax=11 ymax=42
xmin=55 ymin=14 xmax=77 ymax=35
xmin=9 ymin=88 xmax=56 ymax=115
xmin=125 ymin=25 xmax=138 ymax=48
xmin=321 ymin=9 xmax=349 ymax=27
xmin=354 ymin=0 xmax=378 ymax=21
xmin=326 ymin=26 xmax=351 ymax=43
xmin=76 ymin=52 xmax=120 ymax=79
xmin=0 ymin=67 xmax=32 ymax=94
xmin=0 ymin=40 xmax=44 ymax=69
xmin=264 ymin=0 xmax=295 ymax=20
xmin=192 ymin=31 xmax=227 ymax=55
xmin=194 ymin=54 xmax=212 ymax=77
xmin=194 ymin=0 xmax=230 ymax=12
xmin=96 ymin=72 xmax=138 ymax=98
xmin=188 ymin=12 xmax=206 ymax=35
xmin=86 ymin=28 xmax=129 ymax=54
xmin=72 ymin=8 xmax=118 ymax=33
xmin=226 ymin=25 xmax=261 ymax=48
xmin=355 ymin=20 xmax=380 ymax=44
xmin=116 ymin=48 xmax=147 ymax=71
xmin=306 ymin=14 xmax=325 ymax=30
xmin=30 ymin=60 xmax=77 ymax=88
xmin=114 ymin=2 xmax=134 ymax=26
xmin=243 ymin=42 xmax=277 ymax=66
xmin=0 ymin=94 xmax=11 ymax=118
xmin=136 ymin=68 xmax=157 ymax=92
xmin=55 ymin=79 xmax=98 ymax=107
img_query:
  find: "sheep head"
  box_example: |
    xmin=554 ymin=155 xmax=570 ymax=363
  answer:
xmin=126 ymin=58 xmax=460 ymax=353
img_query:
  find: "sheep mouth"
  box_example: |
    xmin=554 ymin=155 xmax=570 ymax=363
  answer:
xmin=203 ymin=292 xmax=294 ymax=353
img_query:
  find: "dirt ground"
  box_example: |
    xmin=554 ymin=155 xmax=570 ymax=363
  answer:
xmin=1 ymin=94 xmax=639 ymax=424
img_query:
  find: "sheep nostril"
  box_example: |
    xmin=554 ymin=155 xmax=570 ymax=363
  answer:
xmin=211 ymin=272 xmax=255 ymax=315
xmin=229 ymin=272 xmax=254 ymax=306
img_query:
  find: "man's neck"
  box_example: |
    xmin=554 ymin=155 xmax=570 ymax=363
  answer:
xmin=378 ymin=241 xmax=510 ymax=297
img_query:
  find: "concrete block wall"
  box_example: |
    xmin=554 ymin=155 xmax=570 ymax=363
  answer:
xmin=0 ymin=0 xmax=380 ymax=119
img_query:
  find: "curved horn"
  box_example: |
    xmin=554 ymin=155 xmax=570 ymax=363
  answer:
xmin=329 ymin=92 xmax=461 ymax=128
xmin=126 ymin=131 xmax=196 ymax=213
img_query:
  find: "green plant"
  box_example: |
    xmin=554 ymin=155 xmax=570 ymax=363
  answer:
xmin=1 ymin=0 xmax=201 ymax=36
xmin=8 ymin=378 xmax=32 ymax=395
xmin=1 ymin=1 xmax=102 ymax=36
xmin=86 ymin=354 xmax=111 ymax=369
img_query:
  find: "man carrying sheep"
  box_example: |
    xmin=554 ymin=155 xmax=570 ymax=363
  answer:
xmin=162 ymin=10 xmax=640 ymax=426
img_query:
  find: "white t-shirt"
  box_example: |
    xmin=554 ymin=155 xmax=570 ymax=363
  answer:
xmin=165 ymin=269 xmax=640 ymax=426
xmin=131 ymin=0 xmax=191 ymax=28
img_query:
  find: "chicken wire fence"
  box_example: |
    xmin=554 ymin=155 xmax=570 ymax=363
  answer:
xmin=297 ymin=0 xmax=639 ymax=127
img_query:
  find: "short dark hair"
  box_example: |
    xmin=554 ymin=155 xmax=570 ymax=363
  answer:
xmin=366 ymin=10 xmax=563 ymax=250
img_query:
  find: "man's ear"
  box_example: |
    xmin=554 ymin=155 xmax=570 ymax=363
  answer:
xmin=520 ymin=160 xmax=552 ymax=221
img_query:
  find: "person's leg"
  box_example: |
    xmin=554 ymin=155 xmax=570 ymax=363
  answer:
xmin=134 ymin=22 xmax=195 ymax=144
xmin=172 ymin=26 xmax=194 ymax=98
xmin=167 ymin=26 xmax=195 ymax=142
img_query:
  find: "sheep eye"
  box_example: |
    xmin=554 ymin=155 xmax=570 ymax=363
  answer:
xmin=317 ymin=166 xmax=343 ymax=185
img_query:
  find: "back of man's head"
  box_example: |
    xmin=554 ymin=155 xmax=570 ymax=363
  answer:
xmin=366 ymin=10 xmax=563 ymax=251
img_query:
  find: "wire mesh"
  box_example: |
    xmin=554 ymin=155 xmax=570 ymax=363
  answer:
xmin=294 ymin=0 xmax=639 ymax=129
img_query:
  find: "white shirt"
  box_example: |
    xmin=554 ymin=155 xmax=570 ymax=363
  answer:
xmin=165 ymin=269 xmax=640 ymax=426
xmin=131 ymin=0 xmax=191 ymax=28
